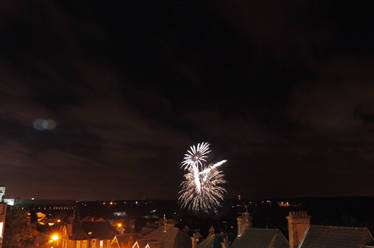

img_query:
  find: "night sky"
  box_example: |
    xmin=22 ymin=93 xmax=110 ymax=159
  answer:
xmin=0 ymin=0 xmax=373 ymax=200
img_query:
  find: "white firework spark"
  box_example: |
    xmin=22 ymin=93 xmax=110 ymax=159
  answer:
xmin=178 ymin=161 xmax=227 ymax=213
xmin=178 ymin=142 xmax=227 ymax=213
xmin=200 ymin=160 xmax=227 ymax=175
xmin=181 ymin=142 xmax=211 ymax=170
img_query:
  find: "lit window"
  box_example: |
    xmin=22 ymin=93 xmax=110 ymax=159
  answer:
xmin=0 ymin=222 xmax=3 ymax=238
xmin=100 ymin=240 xmax=103 ymax=247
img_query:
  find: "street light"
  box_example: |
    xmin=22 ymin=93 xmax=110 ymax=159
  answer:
xmin=51 ymin=234 xmax=59 ymax=241
xmin=50 ymin=233 xmax=59 ymax=248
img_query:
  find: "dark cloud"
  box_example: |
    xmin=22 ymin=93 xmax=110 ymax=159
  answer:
xmin=0 ymin=0 xmax=373 ymax=200
xmin=288 ymin=59 xmax=374 ymax=135
xmin=182 ymin=110 xmax=267 ymax=147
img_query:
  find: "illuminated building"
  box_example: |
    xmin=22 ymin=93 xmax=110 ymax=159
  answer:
xmin=277 ymin=201 xmax=290 ymax=207
xmin=59 ymin=220 xmax=120 ymax=248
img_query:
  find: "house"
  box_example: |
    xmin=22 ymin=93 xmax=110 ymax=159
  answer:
xmin=286 ymin=211 xmax=374 ymax=248
xmin=196 ymin=233 xmax=225 ymax=248
xmin=196 ymin=227 xmax=227 ymax=248
xmin=116 ymin=233 xmax=137 ymax=248
xmin=131 ymin=217 xmax=191 ymax=248
xmin=217 ymin=211 xmax=288 ymax=248
xmin=59 ymin=220 xmax=120 ymax=248
xmin=195 ymin=211 xmax=249 ymax=248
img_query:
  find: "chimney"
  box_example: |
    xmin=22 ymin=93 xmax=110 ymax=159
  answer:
xmin=220 ymin=234 xmax=229 ymax=248
xmin=286 ymin=211 xmax=310 ymax=248
xmin=163 ymin=214 xmax=167 ymax=232
xmin=191 ymin=233 xmax=200 ymax=248
xmin=237 ymin=211 xmax=252 ymax=237
xmin=73 ymin=205 xmax=80 ymax=222
xmin=67 ymin=223 xmax=73 ymax=236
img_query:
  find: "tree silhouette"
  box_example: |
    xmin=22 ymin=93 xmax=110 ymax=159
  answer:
xmin=3 ymin=209 xmax=39 ymax=248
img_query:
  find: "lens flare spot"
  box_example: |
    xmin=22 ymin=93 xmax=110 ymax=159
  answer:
xmin=33 ymin=119 xmax=56 ymax=131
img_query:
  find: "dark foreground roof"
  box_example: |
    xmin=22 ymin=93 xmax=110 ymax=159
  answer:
xmin=230 ymin=228 xmax=288 ymax=248
xmin=364 ymin=241 xmax=374 ymax=247
xmin=70 ymin=221 xmax=115 ymax=240
xmin=174 ymin=230 xmax=193 ymax=248
xmin=197 ymin=234 xmax=225 ymax=248
xmin=300 ymin=225 xmax=373 ymax=248
xmin=136 ymin=224 xmax=191 ymax=248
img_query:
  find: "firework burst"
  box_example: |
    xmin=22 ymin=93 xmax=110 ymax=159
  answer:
xmin=181 ymin=142 xmax=211 ymax=170
xmin=178 ymin=142 xmax=227 ymax=213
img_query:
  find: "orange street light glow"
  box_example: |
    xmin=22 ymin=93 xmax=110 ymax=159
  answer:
xmin=51 ymin=234 xmax=59 ymax=241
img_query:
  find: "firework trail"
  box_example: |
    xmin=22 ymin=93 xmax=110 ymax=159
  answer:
xmin=178 ymin=142 xmax=227 ymax=213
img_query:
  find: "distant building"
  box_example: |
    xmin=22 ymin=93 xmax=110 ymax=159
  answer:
xmin=11 ymin=199 xmax=75 ymax=212
xmin=286 ymin=211 xmax=374 ymax=248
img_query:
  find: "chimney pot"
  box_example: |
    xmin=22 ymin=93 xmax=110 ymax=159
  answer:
xmin=237 ymin=211 xmax=252 ymax=237
xmin=286 ymin=211 xmax=310 ymax=248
